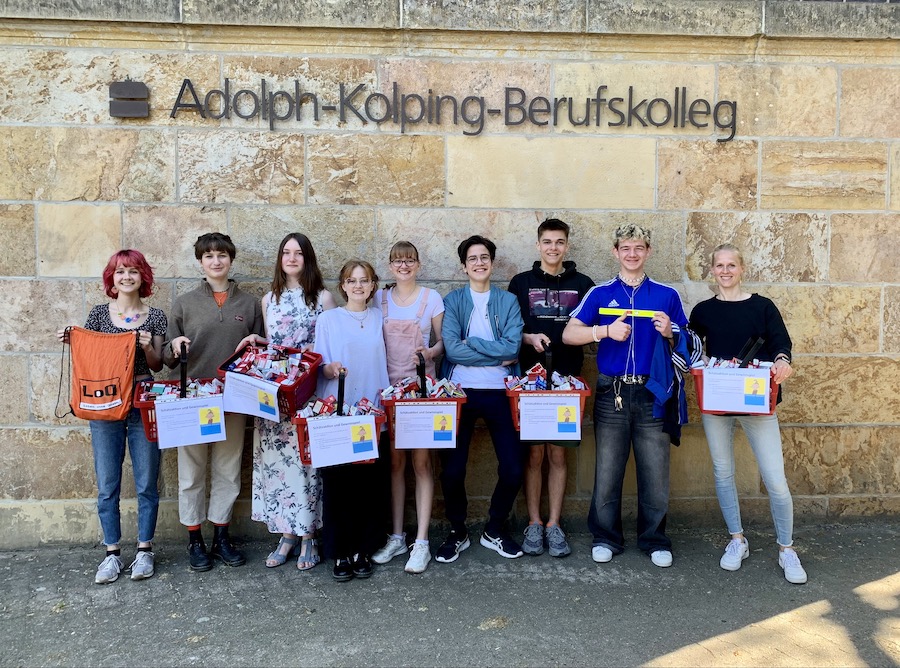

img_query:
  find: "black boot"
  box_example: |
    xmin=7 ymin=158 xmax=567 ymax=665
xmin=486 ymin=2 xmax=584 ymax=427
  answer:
xmin=187 ymin=529 xmax=213 ymax=572
xmin=211 ymin=524 xmax=246 ymax=567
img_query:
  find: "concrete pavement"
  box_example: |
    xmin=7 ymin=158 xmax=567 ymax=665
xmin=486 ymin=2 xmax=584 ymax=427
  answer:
xmin=2 ymin=520 xmax=899 ymax=667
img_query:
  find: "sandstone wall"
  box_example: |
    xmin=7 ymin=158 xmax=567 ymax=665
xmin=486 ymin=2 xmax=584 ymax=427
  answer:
xmin=0 ymin=2 xmax=898 ymax=547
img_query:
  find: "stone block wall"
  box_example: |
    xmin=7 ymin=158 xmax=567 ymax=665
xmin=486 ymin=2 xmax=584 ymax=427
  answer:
xmin=0 ymin=2 xmax=898 ymax=546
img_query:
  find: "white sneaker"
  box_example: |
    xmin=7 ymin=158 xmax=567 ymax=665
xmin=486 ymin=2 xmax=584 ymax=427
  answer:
xmin=591 ymin=545 xmax=613 ymax=563
xmin=650 ymin=550 xmax=673 ymax=568
xmin=372 ymin=535 xmax=407 ymax=564
xmin=95 ymin=554 xmax=123 ymax=584
xmin=129 ymin=551 xmax=155 ymax=580
xmin=404 ymin=543 xmax=432 ymax=574
xmin=720 ymin=538 xmax=749 ymax=571
xmin=778 ymin=548 xmax=808 ymax=584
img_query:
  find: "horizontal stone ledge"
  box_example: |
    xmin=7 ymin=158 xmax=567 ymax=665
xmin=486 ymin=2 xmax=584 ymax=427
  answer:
xmin=1 ymin=1 xmax=898 ymax=40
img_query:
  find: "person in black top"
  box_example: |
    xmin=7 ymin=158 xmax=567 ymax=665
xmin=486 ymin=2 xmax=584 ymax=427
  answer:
xmin=689 ymin=243 xmax=807 ymax=584
xmin=508 ymin=219 xmax=594 ymax=558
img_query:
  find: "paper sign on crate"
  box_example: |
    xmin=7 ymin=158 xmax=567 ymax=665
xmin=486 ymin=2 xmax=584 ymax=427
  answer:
xmin=307 ymin=415 xmax=379 ymax=467
xmin=155 ymin=395 xmax=227 ymax=449
xmin=519 ymin=394 xmax=582 ymax=441
xmin=394 ymin=401 xmax=458 ymax=450
xmin=701 ymin=367 xmax=772 ymax=414
xmin=223 ymin=371 xmax=281 ymax=421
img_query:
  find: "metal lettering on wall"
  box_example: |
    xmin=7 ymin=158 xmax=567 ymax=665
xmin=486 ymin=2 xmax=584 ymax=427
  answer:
xmin=162 ymin=78 xmax=738 ymax=142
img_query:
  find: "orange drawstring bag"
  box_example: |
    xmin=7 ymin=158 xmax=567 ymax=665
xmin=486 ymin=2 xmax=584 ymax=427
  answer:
xmin=59 ymin=326 xmax=138 ymax=421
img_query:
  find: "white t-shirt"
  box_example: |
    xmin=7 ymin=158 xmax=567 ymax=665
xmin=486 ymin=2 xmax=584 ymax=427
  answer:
xmin=450 ymin=289 xmax=508 ymax=389
xmin=373 ymin=287 xmax=445 ymax=349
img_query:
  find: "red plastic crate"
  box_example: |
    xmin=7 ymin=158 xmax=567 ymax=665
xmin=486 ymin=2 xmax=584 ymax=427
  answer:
xmin=292 ymin=413 xmax=386 ymax=466
xmin=690 ymin=368 xmax=778 ymax=416
xmin=506 ymin=379 xmax=592 ymax=432
xmin=381 ymin=395 xmax=467 ymax=439
xmin=133 ymin=379 xmax=220 ymax=441
xmin=218 ymin=346 xmax=322 ymax=416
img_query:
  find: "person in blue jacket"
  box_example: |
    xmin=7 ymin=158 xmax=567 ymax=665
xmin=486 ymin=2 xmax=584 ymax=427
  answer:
xmin=436 ymin=235 xmax=525 ymax=564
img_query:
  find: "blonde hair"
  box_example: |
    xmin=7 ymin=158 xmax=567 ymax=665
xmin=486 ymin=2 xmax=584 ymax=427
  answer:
xmin=711 ymin=243 xmax=745 ymax=269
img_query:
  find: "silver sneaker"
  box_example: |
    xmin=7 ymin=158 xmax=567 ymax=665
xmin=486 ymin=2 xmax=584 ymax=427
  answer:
xmin=404 ymin=543 xmax=432 ymax=574
xmin=546 ymin=525 xmax=571 ymax=558
xmin=95 ymin=554 xmax=123 ymax=584
xmin=129 ymin=551 xmax=155 ymax=580
xmin=372 ymin=535 xmax=407 ymax=564
xmin=522 ymin=523 xmax=544 ymax=555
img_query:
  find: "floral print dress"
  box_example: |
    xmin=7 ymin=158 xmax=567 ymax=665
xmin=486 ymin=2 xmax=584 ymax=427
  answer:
xmin=251 ymin=287 xmax=323 ymax=535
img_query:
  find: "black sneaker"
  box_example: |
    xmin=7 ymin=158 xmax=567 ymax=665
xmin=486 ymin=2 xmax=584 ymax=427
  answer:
xmin=351 ymin=553 xmax=373 ymax=579
xmin=333 ymin=557 xmax=355 ymax=582
xmin=480 ymin=529 xmax=524 ymax=558
xmin=435 ymin=530 xmax=470 ymax=563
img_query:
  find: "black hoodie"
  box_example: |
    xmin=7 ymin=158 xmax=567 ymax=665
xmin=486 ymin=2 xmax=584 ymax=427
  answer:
xmin=507 ymin=260 xmax=595 ymax=376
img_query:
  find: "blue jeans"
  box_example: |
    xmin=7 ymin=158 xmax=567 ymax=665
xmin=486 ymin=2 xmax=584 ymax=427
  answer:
xmin=439 ymin=389 xmax=523 ymax=534
xmin=588 ymin=377 xmax=671 ymax=554
xmin=701 ymin=412 xmax=794 ymax=547
xmin=90 ymin=407 xmax=161 ymax=545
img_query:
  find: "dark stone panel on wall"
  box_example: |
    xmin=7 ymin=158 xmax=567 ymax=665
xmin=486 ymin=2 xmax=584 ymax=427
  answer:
xmin=0 ymin=0 xmax=180 ymax=22
xmin=181 ymin=0 xmax=398 ymax=28
xmin=588 ymin=0 xmax=762 ymax=37
xmin=765 ymin=0 xmax=900 ymax=38
xmin=403 ymin=0 xmax=585 ymax=32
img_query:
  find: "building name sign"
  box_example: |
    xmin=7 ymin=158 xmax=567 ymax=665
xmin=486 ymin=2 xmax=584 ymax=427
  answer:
xmin=168 ymin=78 xmax=738 ymax=142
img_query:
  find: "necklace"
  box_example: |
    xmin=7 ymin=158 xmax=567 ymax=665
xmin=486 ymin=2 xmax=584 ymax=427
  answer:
xmin=344 ymin=307 xmax=368 ymax=328
xmin=618 ymin=273 xmax=646 ymax=286
xmin=391 ymin=286 xmax=419 ymax=306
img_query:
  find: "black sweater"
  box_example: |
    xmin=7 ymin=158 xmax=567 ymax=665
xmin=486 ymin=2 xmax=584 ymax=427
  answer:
xmin=507 ymin=260 xmax=595 ymax=376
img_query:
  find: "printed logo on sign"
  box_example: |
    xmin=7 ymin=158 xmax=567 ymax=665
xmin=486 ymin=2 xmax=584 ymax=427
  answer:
xmin=79 ymin=377 xmax=124 ymax=411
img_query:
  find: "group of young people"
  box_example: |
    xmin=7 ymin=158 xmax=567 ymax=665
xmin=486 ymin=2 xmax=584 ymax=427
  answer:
xmin=60 ymin=219 xmax=808 ymax=587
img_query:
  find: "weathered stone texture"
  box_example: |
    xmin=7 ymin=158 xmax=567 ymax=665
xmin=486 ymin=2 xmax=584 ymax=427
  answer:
xmin=178 ymin=131 xmax=305 ymax=204
xmin=778 ymin=357 xmax=900 ymax=426
xmin=759 ymin=286 xmax=881 ymax=355
xmin=220 ymin=56 xmax=377 ymax=131
xmin=0 ymin=279 xmax=82 ymax=353
xmin=554 ymin=62 xmax=716 ymax=138
xmin=782 ymin=426 xmax=900 ymax=496
xmin=0 ymin=356 xmax=30 ymax=425
xmin=0 ymin=127 xmax=176 ymax=202
xmin=686 ymin=212 xmax=828 ymax=283
xmin=588 ymin=0 xmax=762 ymax=37
xmin=764 ymin=1 xmax=900 ymax=40
xmin=37 ymin=204 xmax=120 ymax=278
xmin=183 ymin=0 xmax=398 ymax=29
xmin=658 ymin=140 xmax=758 ymax=210
xmin=307 ymin=134 xmax=444 ymax=207
xmin=830 ymin=213 xmax=900 ymax=283
xmin=886 ymin=287 xmax=900 ymax=354
xmin=123 ymin=205 xmax=228 ymax=279
xmin=405 ymin=0 xmax=584 ymax=33
xmin=760 ymin=141 xmax=887 ymax=210
xmin=0 ymin=427 xmax=93 ymax=500
xmin=0 ymin=205 xmax=36 ymax=277
xmin=840 ymin=68 xmax=900 ymax=139
xmin=447 ymin=137 xmax=655 ymax=209
xmin=378 ymin=59 xmax=552 ymax=135
xmin=230 ymin=207 xmax=376 ymax=280
xmin=718 ymin=64 xmax=837 ymax=138
xmin=0 ymin=49 xmax=219 ymax=126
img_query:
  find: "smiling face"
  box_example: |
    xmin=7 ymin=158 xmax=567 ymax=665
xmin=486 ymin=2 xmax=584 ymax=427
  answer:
xmin=281 ymin=237 xmax=304 ymax=279
xmin=612 ymin=238 xmax=651 ymax=277
xmin=537 ymin=230 xmax=569 ymax=272
xmin=112 ymin=264 xmax=143 ymax=296
xmin=200 ymin=249 xmax=232 ymax=281
xmin=711 ymin=249 xmax=744 ymax=290
xmin=463 ymin=243 xmax=493 ymax=289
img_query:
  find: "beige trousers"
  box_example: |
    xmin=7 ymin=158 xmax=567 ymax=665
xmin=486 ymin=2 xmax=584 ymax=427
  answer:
xmin=177 ymin=412 xmax=247 ymax=526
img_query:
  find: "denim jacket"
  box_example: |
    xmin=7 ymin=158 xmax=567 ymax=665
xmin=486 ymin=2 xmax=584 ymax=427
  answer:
xmin=440 ymin=286 xmax=524 ymax=379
